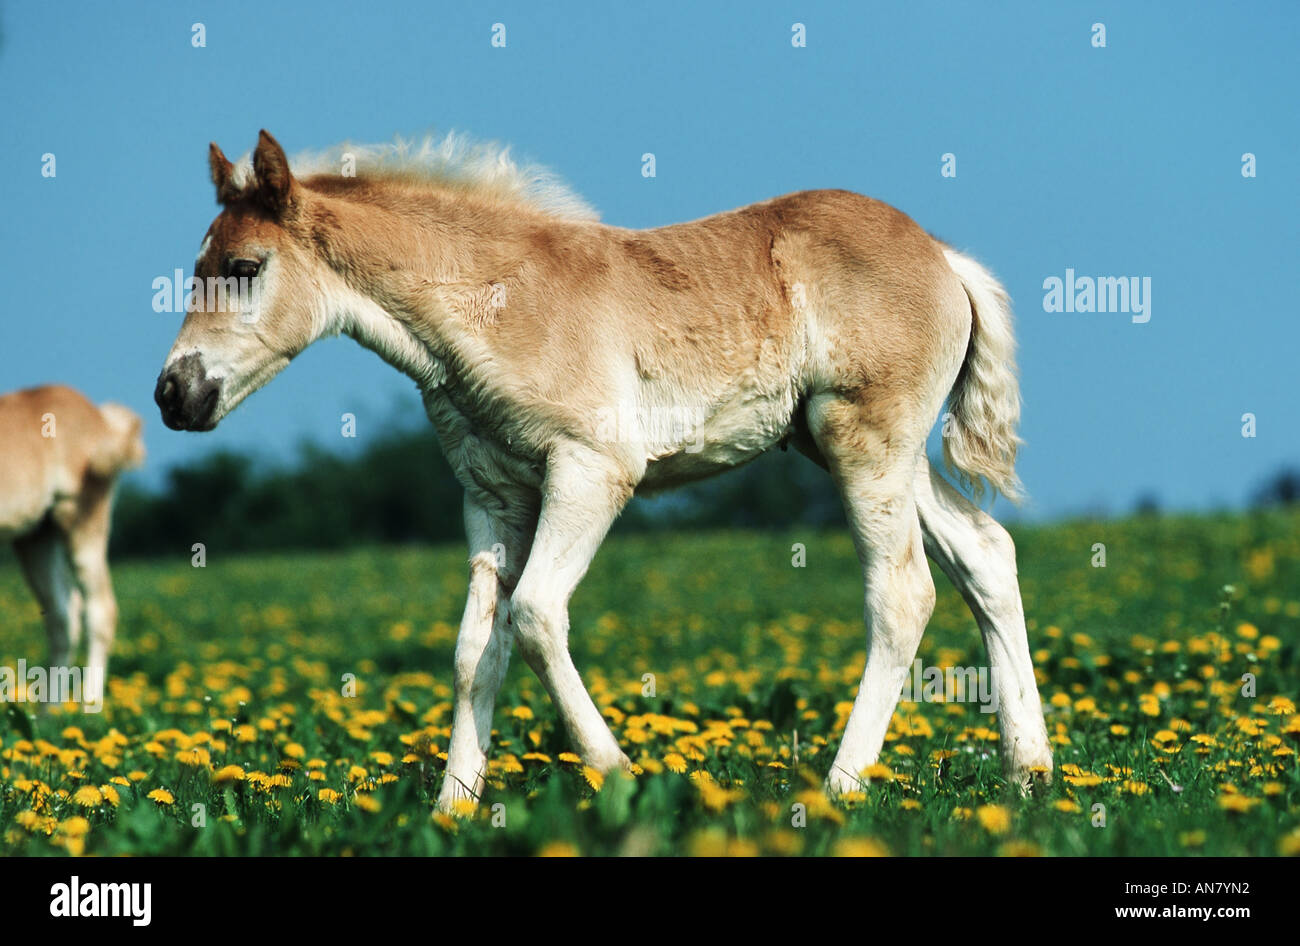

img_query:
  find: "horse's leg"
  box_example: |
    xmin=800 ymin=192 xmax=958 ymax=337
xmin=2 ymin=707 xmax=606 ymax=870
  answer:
xmin=811 ymin=396 xmax=937 ymax=795
xmin=438 ymin=496 xmax=536 ymax=811
xmin=509 ymin=446 xmax=631 ymax=772
xmin=913 ymin=457 xmax=1053 ymax=789
xmin=63 ymin=504 xmax=117 ymax=708
xmin=14 ymin=522 xmax=77 ymax=672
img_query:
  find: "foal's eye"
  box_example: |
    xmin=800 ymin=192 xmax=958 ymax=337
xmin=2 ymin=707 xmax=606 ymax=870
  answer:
xmin=228 ymin=259 xmax=262 ymax=278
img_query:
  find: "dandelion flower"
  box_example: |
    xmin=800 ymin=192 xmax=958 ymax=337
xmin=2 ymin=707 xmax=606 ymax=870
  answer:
xmin=976 ymin=805 xmax=1011 ymax=834
xmin=536 ymin=841 xmax=579 ymax=857
xmin=833 ymin=838 xmax=890 ymax=857
xmin=72 ymin=786 xmax=103 ymax=808
xmin=581 ymin=766 xmax=605 ymax=791
xmin=213 ymin=765 xmax=246 ymax=784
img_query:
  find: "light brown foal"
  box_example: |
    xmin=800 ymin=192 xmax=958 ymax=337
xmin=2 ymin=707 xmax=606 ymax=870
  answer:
xmin=156 ymin=130 xmax=1053 ymax=808
xmin=0 ymin=385 xmax=145 ymax=706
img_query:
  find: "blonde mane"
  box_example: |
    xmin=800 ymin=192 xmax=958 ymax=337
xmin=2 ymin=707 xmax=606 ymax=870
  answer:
xmin=227 ymin=132 xmax=598 ymax=221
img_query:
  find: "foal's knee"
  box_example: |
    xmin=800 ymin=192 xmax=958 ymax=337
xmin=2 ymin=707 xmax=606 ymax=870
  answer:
xmin=509 ymin=590 xmax=564 ymax=669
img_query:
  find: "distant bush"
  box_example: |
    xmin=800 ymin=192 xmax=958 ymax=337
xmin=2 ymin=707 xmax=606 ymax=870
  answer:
xmin=1252 ymin=467 xmax=1300 ymax=508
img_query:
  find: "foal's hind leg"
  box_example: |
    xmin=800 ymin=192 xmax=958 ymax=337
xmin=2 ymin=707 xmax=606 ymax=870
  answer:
xmin=914 ymin=458 xmax=1053 ymax=790
xmin=14 ymin=521 xmax=79 ymax=671
xmin=438 ymin=496 xmax=536 ymax=812
xmin=811 ymin=397 xmax=937 ymax=796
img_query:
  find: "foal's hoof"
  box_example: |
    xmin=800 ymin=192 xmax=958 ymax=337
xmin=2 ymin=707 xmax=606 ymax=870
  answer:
xmin=1010 ymin=763 xmax=1054 ymax=797
xmin=435 ymin=774 xmax=484 ymax=816
xmin=435 ymin=797 xmax=480 ymax=818
xmin=586 ymin=748 xmax=635 ymax=775
xmin=824 ymin=768 xmax=866 ymax=798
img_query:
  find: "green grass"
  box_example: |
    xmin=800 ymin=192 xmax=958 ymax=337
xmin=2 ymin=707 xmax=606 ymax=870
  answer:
xmin=1 ymin=508 xmax=1298 ymax=855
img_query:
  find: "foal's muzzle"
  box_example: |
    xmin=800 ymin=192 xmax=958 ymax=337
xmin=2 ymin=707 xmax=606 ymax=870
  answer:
xmin=155 ymin=353 xmax=221 ymax=431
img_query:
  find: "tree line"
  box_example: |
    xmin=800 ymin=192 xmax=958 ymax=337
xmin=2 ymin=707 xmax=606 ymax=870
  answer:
xmin=108 ymin=426 xmax=848 ymax=558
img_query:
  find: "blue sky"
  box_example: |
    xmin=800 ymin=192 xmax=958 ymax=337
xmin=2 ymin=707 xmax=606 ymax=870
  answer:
xmin=1 ymin=1 xmax=1296 ymax=520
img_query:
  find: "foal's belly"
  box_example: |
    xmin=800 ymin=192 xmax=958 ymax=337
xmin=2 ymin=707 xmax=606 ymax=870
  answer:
xmin=635 ymin=390 xmax=798 ymax=493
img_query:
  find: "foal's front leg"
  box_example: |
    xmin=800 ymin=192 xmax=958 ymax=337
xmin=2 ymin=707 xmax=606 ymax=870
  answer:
xmin=509 ymin=447 xmax=633 ymax=773
xmin=437 ymin=497 xmax=534 ymax=812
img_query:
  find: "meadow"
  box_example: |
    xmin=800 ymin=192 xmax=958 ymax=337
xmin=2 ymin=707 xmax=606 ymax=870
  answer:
xmin=1 ymin=509 xmax=1298 ymax=856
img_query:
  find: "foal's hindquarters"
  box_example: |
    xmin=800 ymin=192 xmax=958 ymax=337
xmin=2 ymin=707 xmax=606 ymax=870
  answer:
xmin=0 ymin=386 xmax=144 ymax=707
xmin=788 ymin=227 xmax=1053 ymax=794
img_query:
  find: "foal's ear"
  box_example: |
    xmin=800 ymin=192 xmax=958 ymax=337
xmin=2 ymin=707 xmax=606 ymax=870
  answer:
xmin=209 ymin=142 xmax=240 ymax=204
xmin=252 ymin=129 xmax=298 ymax=216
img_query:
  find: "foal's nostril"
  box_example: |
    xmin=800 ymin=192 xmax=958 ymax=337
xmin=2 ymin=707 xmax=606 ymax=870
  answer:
xmin=154 ymin=373 xmax=179 ymax=411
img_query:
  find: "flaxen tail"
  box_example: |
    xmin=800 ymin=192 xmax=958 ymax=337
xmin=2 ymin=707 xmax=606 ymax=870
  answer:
xmin=88 ymin=403 xmax=147 ymax=478
xmin=940 ymin=248 xmax=1024 ymax=503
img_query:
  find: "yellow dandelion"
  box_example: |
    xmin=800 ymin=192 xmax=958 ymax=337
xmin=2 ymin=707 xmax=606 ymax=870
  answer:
xmin=832 ymin=838 xmax=890 ymax=857
xmin=1279 ymin=828 xmax=1300 ymax=856
xmin=998 ymin=840 xmax=1041 ymax=857
xmin=975 ymin=805 xmax=1011 ymax=834
xmin=537 ymin=841 xmax=579 ymax=857
xmin=212 ymin=765 xmax=246 ymax=784
xmin=72 ymin=786 xmax=103 ymax=808
xmin=57 ymin=816 xmax=91 ymax=838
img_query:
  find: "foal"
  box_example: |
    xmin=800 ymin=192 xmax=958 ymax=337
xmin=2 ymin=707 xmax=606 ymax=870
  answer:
xmin=156 ymin=130 xmax=1053 ymax=806
xmin=0 ymin=385 xmax=145 ymax=706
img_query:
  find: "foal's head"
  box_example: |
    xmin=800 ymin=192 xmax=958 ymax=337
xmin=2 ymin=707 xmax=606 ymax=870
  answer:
xmin=155 ymin=130 xmax=325 ymax=431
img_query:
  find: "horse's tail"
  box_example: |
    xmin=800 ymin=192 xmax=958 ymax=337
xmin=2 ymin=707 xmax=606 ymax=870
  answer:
xmin=940 ymin=247 xmax=1024 ymax=503
xmin=89 ymin=403 xmax=146 ymax=478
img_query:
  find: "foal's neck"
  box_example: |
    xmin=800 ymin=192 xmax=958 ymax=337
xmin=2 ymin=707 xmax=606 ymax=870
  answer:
xmin=309 ymin=184 xmax=519 ymax=393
